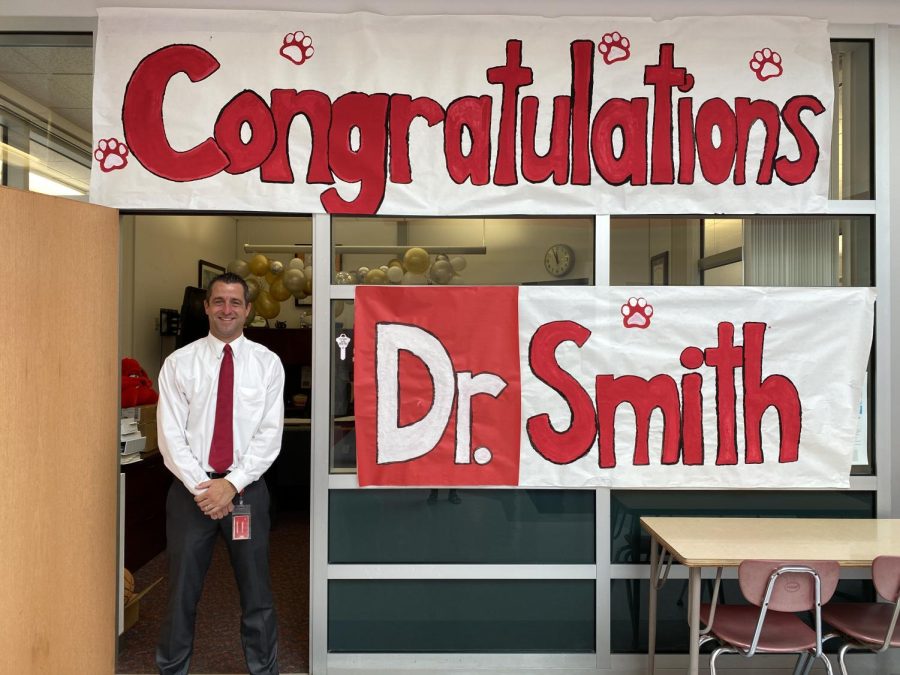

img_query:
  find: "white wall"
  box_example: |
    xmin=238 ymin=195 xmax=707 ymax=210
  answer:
xmin=127 ymin=214 xmax=237 ymax=383
xmin=610 ymin=218 xmax=702 ymax=285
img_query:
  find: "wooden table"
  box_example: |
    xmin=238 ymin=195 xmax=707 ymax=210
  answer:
xmin=640 ymin=516 xmax=900 ymax=675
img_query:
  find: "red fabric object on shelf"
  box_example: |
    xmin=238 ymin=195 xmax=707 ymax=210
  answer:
xmin=122 ymin=357 xmax=159 ymax=408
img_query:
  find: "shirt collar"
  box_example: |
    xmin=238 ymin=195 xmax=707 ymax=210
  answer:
xmin=206 ymin=332 xmax=246 ymax=359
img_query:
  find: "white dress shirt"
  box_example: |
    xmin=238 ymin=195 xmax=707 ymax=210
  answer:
xmin=157 ymin=333 xmax=285 ymax=494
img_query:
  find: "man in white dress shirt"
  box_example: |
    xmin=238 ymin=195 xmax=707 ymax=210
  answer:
xmin=156 ymin=272 xmax=285 ymax=675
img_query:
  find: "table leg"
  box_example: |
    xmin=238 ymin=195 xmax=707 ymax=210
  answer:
xmin=688 ymin=566 xmax=701 ymax=675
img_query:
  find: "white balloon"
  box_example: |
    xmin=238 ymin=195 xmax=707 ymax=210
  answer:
xmin=430 ymin=260 xmax=453 ymax=284
xmin=450 ymin=256 xmax=467 ymax=272
xmin=401 ymin=272 xmax=428 ymax=285
xmin=386 ymin=266 xmax=404 ymax=283
xmin=288 ymin=258 xmax=305 ymax=270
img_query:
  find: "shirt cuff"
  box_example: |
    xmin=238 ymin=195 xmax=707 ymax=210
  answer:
xmin=226 ymin=468 xmax=251 ymax=493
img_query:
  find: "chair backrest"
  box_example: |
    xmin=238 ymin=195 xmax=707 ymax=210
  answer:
xmin=873 ymin=555 xmax=900 ymax=603
xmin=739 ymin=560 xmax=840 ymax=612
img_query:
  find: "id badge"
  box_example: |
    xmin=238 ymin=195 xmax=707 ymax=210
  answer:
xmin=232 ymin=503 xmax=252 ymax=540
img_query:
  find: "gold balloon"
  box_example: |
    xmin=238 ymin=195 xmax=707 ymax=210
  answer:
xmin=248 ymin=254 xmax=269 ymax=276
xmin=365 ymin=268 xmax=388 ymax=285
xmin=269 ymin=278 xmax=292 ymax=301
xmin=282 ymin=268 xmax=305 ymax=292
xmin=227 ymin=259 xmax=251 ymax=278
xmin=403 ymin=247 xmax=430 ymax=274
xmin=303 ymin=274 xmax=313 ymax=294
xmin=265 ymin=270 xmax=279 ymax=285
xmin=254 ymin=291 xmax=280 ymax=319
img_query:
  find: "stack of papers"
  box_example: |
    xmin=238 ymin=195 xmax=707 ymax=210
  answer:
xmin=121 ymin=414 xmax=146 ymax=458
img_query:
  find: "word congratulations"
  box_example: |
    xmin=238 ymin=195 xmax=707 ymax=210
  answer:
xmin=121 ymin=40 xmax=825 ymax=214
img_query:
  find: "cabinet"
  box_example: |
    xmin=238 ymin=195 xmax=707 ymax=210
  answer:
xmin=122 ymin=451 xmax=172 ymax=571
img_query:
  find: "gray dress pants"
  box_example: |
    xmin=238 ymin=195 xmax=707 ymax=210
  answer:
xmin=156 ymin=478 xmax=278 ymax=675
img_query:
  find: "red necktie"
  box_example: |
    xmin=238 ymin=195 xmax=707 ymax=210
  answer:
xmin=209 ymin=344 xmax=234 ymax=473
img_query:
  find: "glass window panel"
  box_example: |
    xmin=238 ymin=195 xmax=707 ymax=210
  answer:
xmin=0 ymin=34 xmax=93 ymax=199
xmin=26 ymin=134 xmax=90 ymax=197
xmin=610 ymin=490 xmax=875 ymax=564
xmin=703 ymin=218 xmax=742 ymax=257
xmin=332 ymin=216 xmax=594 ymax=286
xmin=612 ymin=216 xmax=873 ymax=288
xmin=331 ymin=300 xmax=356 ymax=472
xmin=330 ymin=489 xmax=595 ymax=564
xmin=702 ymin=261 xmax=742 ymax=286
xmin=611 ymin=578 xmax=874 ymax=653
xmin=610 ymin=218 xmax=700 ymax=286
xmin=830 ymin=40 xmax=872 ymax=200
xmin=329 ymin=580 xmax=595 ymax=653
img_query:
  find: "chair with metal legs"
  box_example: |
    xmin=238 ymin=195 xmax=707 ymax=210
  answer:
xmin=698 ymin=560 xmax=840 ymax=675
xmin=822 ymin=555 xmax=900 ymax=674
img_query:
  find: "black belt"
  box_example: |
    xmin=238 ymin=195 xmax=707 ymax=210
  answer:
xmin=207 ymin=472 xmax=228 ymax=479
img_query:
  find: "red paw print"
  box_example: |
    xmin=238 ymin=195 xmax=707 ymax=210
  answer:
xmin=621 ymin=297 xmax=653 ymax=329
xmin=598 ymin=32 xmax=630 ymax=64
xmin=749 ymin=48 xmax=783 ymax=81
xmin=280 ymin=31 xmax=314 ymax=65
xmin=94 ymin=138 xmax=128 ymax=173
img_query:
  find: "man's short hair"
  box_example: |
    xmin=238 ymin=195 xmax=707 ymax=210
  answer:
xmin=206 ymin=272 xmax=251 ymax=305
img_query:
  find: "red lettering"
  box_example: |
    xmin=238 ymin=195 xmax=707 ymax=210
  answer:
xmin=525 ymin=321 xmax=597 ymax=465
xmin=122 ymin=44 xmax=228 ymax=181
xmin=487 ymin=40 xmax=533 ymax=186
xmin=591 ymin=98 xmax=649 ymax=186
xmin=261 ymin=89 xmax=334 ymax=184
xmin=677 ymin=97 xmax=695 ymax=184
xmin=521 ymin=95 xmax=571 ymax=184
xmin=214 ymin=90 xmax=276 ymax=174
xmin=117 ymin=41 xmax=829 ymax=213
xmin=319 ymin=92 xmax=389 ymax=214
xmin=388 ymin=95 xmax=445 ymax=184
xmin=444 ymin=96 xmax=493 ymax=185
xmin=734 ymin=98 xmax=780 ymax=185
xmin=742 ymin=322 xmax=802 ymax=463
xmin=775 ymin=95 xmax=825 ymax=185
xmin=643 ymin=43 xmax=695 ymax=185
xmin=704 ymin=322 xmax=743 ymax=465
xmin=680 ymin=346 xmax=706 ymax=465
xmin=695 ymin=98 xmax=737 ymax=185
xmin=595 ymin=374 xmax=681 ymax=467
xmin=570 ymin=40 xmax=594 ymax=185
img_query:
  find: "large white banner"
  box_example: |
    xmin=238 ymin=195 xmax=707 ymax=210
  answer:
xmin=354 ymin=287 xmax=874 ymax=488
xmin=91 ymin=9 xmax=833 ymax=215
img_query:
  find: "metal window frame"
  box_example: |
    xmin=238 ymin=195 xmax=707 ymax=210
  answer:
xmin=310 ymin=26 xmax=889 ymax=675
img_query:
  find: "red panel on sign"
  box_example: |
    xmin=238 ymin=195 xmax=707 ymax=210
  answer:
xmin=354 ymin=287 xmax=520 ymax=486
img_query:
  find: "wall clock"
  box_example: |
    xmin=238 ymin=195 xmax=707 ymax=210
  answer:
xmin=544 ymin=243 xmax=575 ymax=277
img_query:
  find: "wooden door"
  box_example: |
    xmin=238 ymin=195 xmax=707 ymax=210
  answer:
xmin=0 ymin=186 xmax=119 ymax=674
